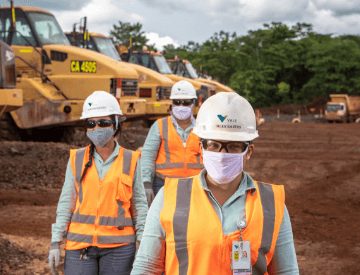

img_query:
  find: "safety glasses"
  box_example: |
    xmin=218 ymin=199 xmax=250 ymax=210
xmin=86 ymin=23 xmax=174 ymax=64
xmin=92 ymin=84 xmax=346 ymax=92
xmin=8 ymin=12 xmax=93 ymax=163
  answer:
xmin=87 ymin=119 xmax=114 ymax=129
xmin=201 ymin=139 xmax=250 ymax=153
xmin=172 ymin=99 xmax=193 ymax=106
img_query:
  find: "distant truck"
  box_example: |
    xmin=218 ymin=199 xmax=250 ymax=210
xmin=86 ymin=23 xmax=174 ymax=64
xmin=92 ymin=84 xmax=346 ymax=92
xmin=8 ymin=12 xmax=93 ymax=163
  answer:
xmin=325 ymin=94 xmax=360 ymax=123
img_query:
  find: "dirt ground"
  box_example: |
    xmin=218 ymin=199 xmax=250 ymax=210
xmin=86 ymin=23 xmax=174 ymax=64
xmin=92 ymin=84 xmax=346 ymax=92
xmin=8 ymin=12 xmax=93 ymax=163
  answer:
xmin=0 ymin=122 xmax=359 ymax=274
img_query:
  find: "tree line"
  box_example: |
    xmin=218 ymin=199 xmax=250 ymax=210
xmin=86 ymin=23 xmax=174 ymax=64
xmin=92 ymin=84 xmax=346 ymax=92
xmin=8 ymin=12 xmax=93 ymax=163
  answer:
xmin=110 ymin=21 xmax=360 ymax=107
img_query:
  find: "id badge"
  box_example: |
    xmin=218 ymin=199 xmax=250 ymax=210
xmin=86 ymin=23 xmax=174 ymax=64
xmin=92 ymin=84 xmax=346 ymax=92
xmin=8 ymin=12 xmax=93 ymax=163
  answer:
xmin=231 ymin=241 xmax=252 ymax=275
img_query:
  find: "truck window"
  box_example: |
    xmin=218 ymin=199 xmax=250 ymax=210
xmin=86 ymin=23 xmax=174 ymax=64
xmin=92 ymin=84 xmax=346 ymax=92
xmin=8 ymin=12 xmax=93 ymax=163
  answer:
xmin=0 ymin=9 xmax=36 ymax=46
xmin=26 ymin=12 xmax=69 ymax=46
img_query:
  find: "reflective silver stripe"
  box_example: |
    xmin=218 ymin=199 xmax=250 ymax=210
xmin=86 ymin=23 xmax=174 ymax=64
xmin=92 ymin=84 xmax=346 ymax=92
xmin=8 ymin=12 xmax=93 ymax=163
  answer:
xmin=155 ymin=172 xmax=183 ymax=179
xmin=99 ymin=201 xmax=133 ymax=226
xmin=71 ymin=213 xmax=96 ymax=224
xmin=66 ymin=232 xmax=93 ymax=244
xmin=97 ymin=234 xmax=136 ymax=244
xmin=155 ymin=162 xmax=184 ymax=169
xmin=173 ymin=178 xmax=193 ymax=275
xmin=73 ymin=148 xmax=87 ymax=223
xmin=99 ymin=217 xmax=133 ymax=227
xmin=254 ymin=182 xmax=275 ymax=274
xmin=75 ymin=148 xmax=86 ymax=201
xmin=186 ymin=163 xmax=204 ymax=169
xmin=162 ymin=117 xmax=171 ymax=164
xmin=123 ymin=149 xmax=133 ymax=176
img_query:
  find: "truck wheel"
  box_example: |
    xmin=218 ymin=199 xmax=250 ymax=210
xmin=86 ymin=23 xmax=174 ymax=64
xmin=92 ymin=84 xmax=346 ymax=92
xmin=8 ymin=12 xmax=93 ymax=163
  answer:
xmin=327 ymin=120 xmax=333 ymax=123
xmin=349 ymin=116 xmax=354 ymax=123
xmin=0 ymin=113 xmax=22 ymax=141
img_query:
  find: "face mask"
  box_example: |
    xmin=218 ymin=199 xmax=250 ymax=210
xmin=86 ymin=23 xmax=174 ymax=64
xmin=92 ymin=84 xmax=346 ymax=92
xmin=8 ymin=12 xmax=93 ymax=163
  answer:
xmin=203 ymin=147 xmax=248 ymax=184
xmin=172 ymin=104 xmax=193 ymax=120
xmin=86 ymin=128 xmax=114 ymax=147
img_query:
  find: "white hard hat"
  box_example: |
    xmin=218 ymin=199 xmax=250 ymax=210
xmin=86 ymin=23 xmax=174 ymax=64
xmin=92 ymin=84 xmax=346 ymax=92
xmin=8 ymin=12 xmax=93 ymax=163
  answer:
xmin=192 ymin=92 xmax=259 ymax=141
xmin=170 ymin=80 xmax=197 ymax=100
xmin=80 ymin=91 xmax=123 ymax=119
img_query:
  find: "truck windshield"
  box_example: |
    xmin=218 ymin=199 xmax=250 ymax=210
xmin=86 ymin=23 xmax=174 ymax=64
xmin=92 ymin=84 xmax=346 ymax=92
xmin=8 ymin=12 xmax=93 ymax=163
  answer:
xmin=26 ymin=12 xmax=69 ymax=46
xmin=326 ymin=104 xmax=344 ymax=112
xmin=185 ymin=62 xmax=198 ymax=78
xmin=92 ymin=36 xmax=121 ymax=61
xmin=153 ymin=55 xmax=172 ymax=74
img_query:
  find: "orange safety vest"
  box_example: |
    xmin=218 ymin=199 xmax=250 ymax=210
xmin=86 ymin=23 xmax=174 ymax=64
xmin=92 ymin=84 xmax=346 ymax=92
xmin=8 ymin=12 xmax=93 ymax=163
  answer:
xmin=160 ymin=176 xmax=285 ymax=275
xmin=155 ymin=116 xmax=203 ymax=179
xmin=65 ymin=145 xmax=140 ymax=250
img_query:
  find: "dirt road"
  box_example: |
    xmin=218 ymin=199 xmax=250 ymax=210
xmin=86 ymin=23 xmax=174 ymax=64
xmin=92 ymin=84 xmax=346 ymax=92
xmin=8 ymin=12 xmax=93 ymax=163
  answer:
xmin=0 ymin=123 xmax=359 ymax=274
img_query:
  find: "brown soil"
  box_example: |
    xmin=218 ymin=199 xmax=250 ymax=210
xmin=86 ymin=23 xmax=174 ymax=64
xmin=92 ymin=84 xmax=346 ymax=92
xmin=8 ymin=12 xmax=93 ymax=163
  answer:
xmin=0 ymin=123 xmax=359 ymax=274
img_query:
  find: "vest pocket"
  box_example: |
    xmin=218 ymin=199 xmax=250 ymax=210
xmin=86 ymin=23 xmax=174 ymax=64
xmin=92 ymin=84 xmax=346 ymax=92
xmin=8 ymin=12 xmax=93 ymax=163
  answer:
xmin=117 ymin=174 xmax=133 ymax=202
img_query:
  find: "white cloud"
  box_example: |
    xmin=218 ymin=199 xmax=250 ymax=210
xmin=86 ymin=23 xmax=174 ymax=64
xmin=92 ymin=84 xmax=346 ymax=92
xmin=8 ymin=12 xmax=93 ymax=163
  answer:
xmin=145 ymin=32 xmax=180 ymax=51
xmin=50 ymin=0 xmax=145 ymax=36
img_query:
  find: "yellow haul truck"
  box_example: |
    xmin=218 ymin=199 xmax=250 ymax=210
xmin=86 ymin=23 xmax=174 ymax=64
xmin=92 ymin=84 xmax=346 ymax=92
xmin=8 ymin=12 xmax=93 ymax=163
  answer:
xmin=118 ymin=47 xmax=216 ymax=113
xmin=65 ymin=31 xmax=174 ymax=120
xmin=0 ymin=5 xmax=139 ymax=141
xmin=0 ymin=40 xmax=23 ymax=140
xmin=167 ymin=58 xmax=235 ymax=94
xmin=325 ymin=94 xmax=360 ymax=123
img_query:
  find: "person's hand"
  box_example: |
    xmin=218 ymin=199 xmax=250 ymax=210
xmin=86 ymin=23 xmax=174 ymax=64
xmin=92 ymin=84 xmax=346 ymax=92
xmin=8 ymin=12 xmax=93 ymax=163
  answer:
xmin=48 ymin=242 xmax=60 ymax=275
xmin=144 ymin=182 xmax=154 ymax=207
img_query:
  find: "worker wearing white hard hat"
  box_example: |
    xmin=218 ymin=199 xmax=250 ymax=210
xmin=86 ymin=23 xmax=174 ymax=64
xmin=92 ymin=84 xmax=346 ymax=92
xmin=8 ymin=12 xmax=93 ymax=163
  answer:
xmin=49 ymin=91 xmax=148 ymax=275
xmin=141 ymin=80 xmax=204 ymax=206
xmin=131 ymin=92 xmax=299 ymax=274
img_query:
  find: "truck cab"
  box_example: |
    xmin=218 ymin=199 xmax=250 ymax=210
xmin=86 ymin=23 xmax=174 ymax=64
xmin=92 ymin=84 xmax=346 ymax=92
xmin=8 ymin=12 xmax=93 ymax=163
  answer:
xmin=167 ymin=58 xmax=235 ymax=94
xmin=118 ymin=47 xmax=216 ymax=111
xmin=66 ymin=32 xmax=175 ymax=119
xmin=0 ymin=6 xmax=139 ymax=140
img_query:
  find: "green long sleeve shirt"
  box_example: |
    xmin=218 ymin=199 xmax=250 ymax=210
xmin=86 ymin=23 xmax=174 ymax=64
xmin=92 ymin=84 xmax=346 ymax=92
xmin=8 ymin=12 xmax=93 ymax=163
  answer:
xmin=51 ymin=141 xmax=148 ymax=244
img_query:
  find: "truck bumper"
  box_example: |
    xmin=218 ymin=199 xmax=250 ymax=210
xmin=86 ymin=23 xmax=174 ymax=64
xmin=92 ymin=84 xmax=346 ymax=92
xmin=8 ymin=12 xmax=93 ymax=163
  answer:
xmin=10 ymin=99 xmax=84 ymax=129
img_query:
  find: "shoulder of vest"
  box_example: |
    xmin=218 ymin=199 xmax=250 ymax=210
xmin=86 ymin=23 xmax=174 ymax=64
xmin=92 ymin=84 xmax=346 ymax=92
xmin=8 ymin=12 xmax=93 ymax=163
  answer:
xmin=254 ymin=181 xmax=285 ymax=198
xmin=70 ymin=145 xmax=90 ymax=159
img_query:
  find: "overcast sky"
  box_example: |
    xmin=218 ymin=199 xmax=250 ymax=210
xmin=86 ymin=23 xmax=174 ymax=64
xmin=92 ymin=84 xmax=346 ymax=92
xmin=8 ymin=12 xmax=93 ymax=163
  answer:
xmin=4 ymin=0 xmax=360 ymax=50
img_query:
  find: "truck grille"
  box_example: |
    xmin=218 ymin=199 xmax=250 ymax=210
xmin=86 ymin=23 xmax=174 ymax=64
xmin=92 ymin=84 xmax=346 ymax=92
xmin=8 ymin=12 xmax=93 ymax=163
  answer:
xmin=122 ymin=79 xmax=138 ymax=96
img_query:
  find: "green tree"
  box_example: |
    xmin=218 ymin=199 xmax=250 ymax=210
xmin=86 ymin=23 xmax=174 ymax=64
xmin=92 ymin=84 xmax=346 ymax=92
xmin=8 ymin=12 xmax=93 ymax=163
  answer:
xmin=110 ymin=22 xmax=149 ymax=47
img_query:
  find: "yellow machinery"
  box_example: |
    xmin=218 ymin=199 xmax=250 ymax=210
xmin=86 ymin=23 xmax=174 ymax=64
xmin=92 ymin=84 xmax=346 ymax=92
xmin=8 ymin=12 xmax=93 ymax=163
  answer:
xmin=0 ymin=4 xmax=139 ymax=141
xmin=65 ymin=30 xmax=175 ymax=122
xmin=167 ymin=58 xmax=235 ymax=93
xmin=0 ymin=40 xmax=23 ymax=140
xmin=325 ymin=94 xmax=360 ymax=123
xmin=117 ymin=47 xmax=216 ymax=114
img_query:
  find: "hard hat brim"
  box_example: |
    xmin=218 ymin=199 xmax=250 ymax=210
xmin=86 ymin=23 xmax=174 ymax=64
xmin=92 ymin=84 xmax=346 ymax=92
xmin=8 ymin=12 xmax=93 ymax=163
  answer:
xmin=169 ymin=95 xmax=197 ymax=99
xmin=192 ymin=129 xmax=259 ymax=142
xmin=80 ymin=111 xmax=123 ymax=120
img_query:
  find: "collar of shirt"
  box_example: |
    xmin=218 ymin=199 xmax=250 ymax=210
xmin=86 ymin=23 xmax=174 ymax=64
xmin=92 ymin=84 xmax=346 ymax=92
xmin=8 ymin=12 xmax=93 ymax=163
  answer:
xmin=170 ymin=113 xmax=196 ymax=134
xmin=199 ymin=169 xmax=257 ymax=198
xmin=93 ymin=140 xmax=120 ymax=165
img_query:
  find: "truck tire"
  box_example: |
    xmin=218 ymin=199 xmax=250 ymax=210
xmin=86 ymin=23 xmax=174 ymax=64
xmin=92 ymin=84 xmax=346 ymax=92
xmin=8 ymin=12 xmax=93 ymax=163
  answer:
xmin=349 ymin=116 xmax=354 ymax=123
xmin=0 ymin=113 xmax=22 ymax=141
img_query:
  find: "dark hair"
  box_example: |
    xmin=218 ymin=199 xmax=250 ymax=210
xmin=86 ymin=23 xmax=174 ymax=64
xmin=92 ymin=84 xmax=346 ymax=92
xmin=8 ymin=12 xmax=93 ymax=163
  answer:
xmin=80 ymin=142 xmax=95 ymax=183
xmin=80 ymin=115 xmax=122 ymax=182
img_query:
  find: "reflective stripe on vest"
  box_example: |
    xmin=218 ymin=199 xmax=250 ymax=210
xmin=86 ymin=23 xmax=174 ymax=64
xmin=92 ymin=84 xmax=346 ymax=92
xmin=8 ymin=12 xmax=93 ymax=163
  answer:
xmin=160 ymin=176 xmax=285 ymax=275
xmin=155 ymin=117 xmax=203 ymax=178
xmin=70 ymin=148 xmax=134 ymax=227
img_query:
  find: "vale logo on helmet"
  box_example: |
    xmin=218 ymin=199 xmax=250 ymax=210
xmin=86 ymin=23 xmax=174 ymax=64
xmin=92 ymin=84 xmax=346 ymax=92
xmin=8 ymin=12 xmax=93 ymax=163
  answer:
xmin=216 ymin=114 xmax=241 ymax=129
xmin=88 ymin=102 xmax=93 ymax=107
xmin=217 ymin=114 xmax=237 ymax=123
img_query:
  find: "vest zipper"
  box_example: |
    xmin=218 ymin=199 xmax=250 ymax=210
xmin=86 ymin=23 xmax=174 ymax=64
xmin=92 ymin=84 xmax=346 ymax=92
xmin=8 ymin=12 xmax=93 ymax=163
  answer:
xmin=94 ymin=179 xmax=102 ymax=245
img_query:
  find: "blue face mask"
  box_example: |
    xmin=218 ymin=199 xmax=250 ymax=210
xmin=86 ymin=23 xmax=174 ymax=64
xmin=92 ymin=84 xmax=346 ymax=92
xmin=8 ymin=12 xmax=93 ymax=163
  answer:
xmin=86 ymin=128 xmax=114 ymax=147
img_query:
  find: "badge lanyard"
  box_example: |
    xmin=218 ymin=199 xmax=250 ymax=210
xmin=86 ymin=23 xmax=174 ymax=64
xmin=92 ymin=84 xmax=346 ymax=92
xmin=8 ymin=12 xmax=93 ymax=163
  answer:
xmin=231 ymin=220 xmax=252 ymax=275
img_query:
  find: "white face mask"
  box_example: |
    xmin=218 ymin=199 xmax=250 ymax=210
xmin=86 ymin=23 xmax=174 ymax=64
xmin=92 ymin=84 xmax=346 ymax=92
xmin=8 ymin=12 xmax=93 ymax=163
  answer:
xmin=203 ymin=147 xmax=248 ymax=184
xmin=172 ymin=104 xmax=193 ymax=120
